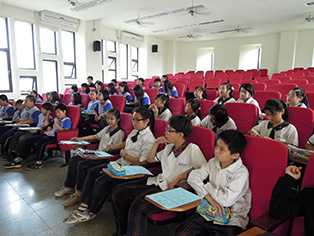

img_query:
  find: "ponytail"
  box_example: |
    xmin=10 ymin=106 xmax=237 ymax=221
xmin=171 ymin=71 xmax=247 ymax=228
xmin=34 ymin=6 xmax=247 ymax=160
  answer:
xmin=292 ymin=87 xmax=309 ymax=108
xmin=134 ymin=106 xmax=155 ymax=134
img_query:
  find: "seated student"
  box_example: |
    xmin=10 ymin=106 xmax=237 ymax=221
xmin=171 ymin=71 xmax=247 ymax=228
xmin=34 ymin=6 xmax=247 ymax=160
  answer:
xmin=69 ymin=92 xmax=82 ymax=108
xmin=55 ymin=108 xmax=124 ymax=204
xmin=110 ymin=115 xmax=207 ymax=236
xmin=107 ymin=82 xmax=117 ymax=96
xmin=4 ymin=102 xmax=54 ymax=168
xmin=80 ymin=83 xmax=90 ymax=95
xmin=194 ymin=86 xmax=207 ymax=100
xmin=286 ymin=87 xmax=309 ymax=108
xmin=149 ymin=94 xmax=172 ymax=122
xmin=0 ymin=94 xmax=14 ymax=120
xmin=63 ymin=107 xmax=155 ymax=222
xmin=153 ymin=78 xmax=165 ymax=93
xmin=162 ymin=75 xmax=179 ymax=98
xmin=214 ymin=83 xmax=236 ymax=105
xmin=237 ymin=83 xmax=261 ymax=114
xmin=137 ymin=78 xmax=145 ymax=89
xmin=30 ymin=90 xmax=43 ymax=103
xmin=118 ymin=82 xmax=132 ymax=102
xmin=26 ymin=103 xmax=72 ymax=170
xmin=129 ymin=85 xmax=150 ymax=107
xmin=111 ymin=79 xmax=118 ymax=88
xmin=305 ymin=134 xmax=314 ymax=150
xmin=48 ymin=91 xmax=62 ymax=105
xmin=70 ymin=85 xmax=78 ymax=93
xmin=82 ymin=89 xmax=97 ymax=111
xmin=1 ymin=95 xmax=40 ymax=156
xmin=200 ymin=104 xmax=237 ymax=135
xmin=269 ymin=165 xmax=313 ymax=235
xmin=95 ymin=81 xmax=104 ymax=92
xmin=176 ymin=130 xmax=251 ymax=236
xmin=87 ymin=76 xmax=96 ymax=88
xmin=185 ymin=98 xmax=201 ymax=126
xmin=248 ymin=99 xmax=298 ymax=146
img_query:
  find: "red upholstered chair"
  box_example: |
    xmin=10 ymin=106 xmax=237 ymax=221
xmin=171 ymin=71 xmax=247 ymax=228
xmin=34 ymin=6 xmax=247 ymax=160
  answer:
xmin=205 ymin=89 xmax=218 ymax=101
xmin=302 ymin=76 xmax=314 ymax=84
xmin=144 ymin=88 xmax=158 ymax=104
xmin=270 ymin=83 xmax=298 ymax=102
xmin=110 ymin=95 xmax=125 ymax=112
xmin=259 ymin=69 xmax=268 ymax=77
xmin=120 ymin=112 xmax=133 ymax=139
xmin=81 ymin=94 xmax=90 ymax=108
xmin=287 ymin=106 xmax=314 ymax=148
xmin=254 ymin=91 xmax=281 ymax=109
xmin=215 ymin=71 xmax=228 ymax=83
xmin=188 ymin=79 xmax=205 ymax=92
xmin=204 ymin=71 xmax=214 ymax=77
xmin=205 ymin=77 xmax=221 ymax=89
xmin=62 ymin=93 xmax=72 ymax=105
xmin=253 ymin=83 xmax=267 ymax=91
xmin=242 ymin=79 xmax=257 ymax=84
xmin=290 ymin=79 xmax=309 ymax=88
xmin=241 ymin=71 xmax=253 ymax=81
xmin=173 ymin=83 xmax=185 ymax=97
xmin=264 ymin=79 xmax=281 ymax=91
xmin=199 ymin=100 xmax=215 ymax=120
xmin=154 ymin=118 xmax=167 ymax=139
xmin=248 ymin=69 xmax=261 ymax=78
xmin=306 ymin=92 xmax=314 ymax=111
xmin=255 ymin=76 xmax=270 ymax=82
xmin=169 ymin=97 xmax=186 ymax=115
xmin=64 ymin=87 xmax=71 ymax=94
xmin=233 ymin=91 xmax=240 ymax=100
xmin=42 ymin=93 xmax=47 ymax=102
xmin=230 ymin=82 xmax=240 ymax=91
xmin=276 ymin=76 xmax=292 ymax=83
xmin=224 ymin=103 xmax=258 ymax=133
xmin=228 ymin=73 xmax=242 ymax=84
xmin=175 ymin=80 xmax=189 ymax=91
xmin=304 ymin=83 xmax=314 ymax=92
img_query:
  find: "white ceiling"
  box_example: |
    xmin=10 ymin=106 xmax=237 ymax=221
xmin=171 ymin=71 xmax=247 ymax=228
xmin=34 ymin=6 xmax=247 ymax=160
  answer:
xmin=1 ymin=0 xmax=314 ymax=41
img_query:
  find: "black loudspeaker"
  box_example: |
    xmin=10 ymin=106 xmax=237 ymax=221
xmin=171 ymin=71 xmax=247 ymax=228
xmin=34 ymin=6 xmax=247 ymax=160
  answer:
xmin=93 ymin=41 xmax=101 ymax=52
xmin=152 ymin=44 xmax=158 ymax=53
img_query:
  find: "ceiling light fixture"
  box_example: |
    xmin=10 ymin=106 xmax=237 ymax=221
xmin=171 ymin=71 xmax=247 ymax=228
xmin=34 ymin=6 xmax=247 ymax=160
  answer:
xmin=71 ymin=0 xmax=112 ymax=12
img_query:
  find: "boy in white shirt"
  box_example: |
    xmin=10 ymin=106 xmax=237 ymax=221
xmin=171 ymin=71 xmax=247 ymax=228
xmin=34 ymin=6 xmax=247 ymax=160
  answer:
xmin=176 ymin=130 xmax=251 ymax=236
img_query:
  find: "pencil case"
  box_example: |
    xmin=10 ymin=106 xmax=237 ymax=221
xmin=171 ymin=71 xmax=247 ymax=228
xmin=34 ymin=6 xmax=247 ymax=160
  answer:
xmin=197 ymin=199 xmax=231 ymax=224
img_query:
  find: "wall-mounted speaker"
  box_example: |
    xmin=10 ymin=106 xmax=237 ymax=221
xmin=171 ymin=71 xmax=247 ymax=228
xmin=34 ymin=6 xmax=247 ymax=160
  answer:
xmin=152 ymin=44 xmax=158 ymax=53
xmin=93 ymin=41 xmax=101 ymax=52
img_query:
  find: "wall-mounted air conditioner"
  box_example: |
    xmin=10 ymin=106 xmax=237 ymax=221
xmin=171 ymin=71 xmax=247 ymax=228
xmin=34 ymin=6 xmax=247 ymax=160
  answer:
xmin=39 ymin=10 xmax=80 ymax=29
xmin=121 ymin=31 xmax=143 ymax=47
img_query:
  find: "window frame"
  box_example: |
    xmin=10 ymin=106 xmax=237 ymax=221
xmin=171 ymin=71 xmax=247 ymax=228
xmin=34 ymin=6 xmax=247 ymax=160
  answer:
xmin=108 ymin=56 xmax=117 ymax=80
xmin=0 ymin=17 xmax=12 ymax=92
xmin=131 ymin=46 xmax=139 ymax=72
xmin=42 ymin=59 xmax=59 ymax=92
xmin=120 ymin=43 xmax=128 ymax=80
xmin=19 ymin=76 xmax=37 ymax=96
xmin=62 ymin=30 xmax=77 ymax=79
xmin=40 ymin=27 xmax=57 ymax=55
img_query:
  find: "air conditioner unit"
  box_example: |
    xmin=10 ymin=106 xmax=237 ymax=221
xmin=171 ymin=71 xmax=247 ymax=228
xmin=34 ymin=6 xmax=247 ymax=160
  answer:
xmin=39 ymin=10 xmax=80 ymax=29
xmin=121 ymin=31 xmax=143 ymax=47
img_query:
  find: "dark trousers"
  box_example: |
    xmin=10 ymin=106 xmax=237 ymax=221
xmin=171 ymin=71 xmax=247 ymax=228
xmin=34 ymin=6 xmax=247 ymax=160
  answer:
xmin=111 ymin=179 xmax=162 ymax=236
xmin=15 ymin=132 xmax=42 ymax=159
xmin=64 ymin=155 xmax=107 ymax=191
xmin=35 ymin=135 xmax=56 ymax=161
xmin=79 ymin=163 xmax=126 ymax=214
xmin=1 ymin=127 xmax=18 ymax=155
xmin=175 ymin=213 xmax=244 ymax=236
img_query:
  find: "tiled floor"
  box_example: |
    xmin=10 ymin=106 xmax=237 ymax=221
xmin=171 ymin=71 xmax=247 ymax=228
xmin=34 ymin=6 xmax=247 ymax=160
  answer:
xmin=0 ymin=154 xmax=177 ymax=236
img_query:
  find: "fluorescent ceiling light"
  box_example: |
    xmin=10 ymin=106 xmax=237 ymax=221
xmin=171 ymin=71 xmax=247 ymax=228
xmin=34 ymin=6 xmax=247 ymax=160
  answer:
xmin=71 ymin=0 xmax=112 ymax=12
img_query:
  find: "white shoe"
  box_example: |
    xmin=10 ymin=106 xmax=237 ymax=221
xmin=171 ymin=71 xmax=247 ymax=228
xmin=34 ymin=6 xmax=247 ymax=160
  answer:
xmin=54 ymin=186 xmax=74 ymax=197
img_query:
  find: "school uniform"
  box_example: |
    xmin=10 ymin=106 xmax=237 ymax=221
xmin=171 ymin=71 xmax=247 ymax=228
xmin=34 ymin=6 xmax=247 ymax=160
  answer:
xmin=153 ymin=86 xmax=165 ymax=93
xmin=0 ymin=104 xmax=14 ymax=119
xmin=252 ymin=120 xmax=298 ymax=146
xmin=166 ymin=86 xmax=179 ymax=98
xmin=214 ymin=96 xmax=236 ymax=105
xmin=111 ymin=141 xmax=207 ymax=236
xmin=85 ymin=100 xmax=97 ymax=111
xmin=35 ymin=97 xmax=43 ymax=103
xmin=35 ymin=117 xmax=72 ymax=162
xmin=158 ymin=108 xmax=172 ymax=122
xmin=93 ymin=100 xmax=112 ymax=116
xmin=69 ymin=102 xmax=82 ymax=109
xmin=237 ymin=97 xmax=261 ymax=114
xmin=118 ymin=92 xmax=132 ymax=102
xmin=77 ymin=126 xmax=155 ymax=215
xmin=187 ymin=114 xmax=201 ymax=126
xmin=64 ymin=126 xmax=124 ymax=191
xmin=201 ymin=116 xmax=237 ymax=135
xmin=287 ymin=102 xmax=307 ymax=108
xmin=133 ymin=92 xmax=151 ymax=106
xmin=88 ymin=83 xmax=96 ymax=88
xmin=307 ymin=134 xmax=314 ymax=146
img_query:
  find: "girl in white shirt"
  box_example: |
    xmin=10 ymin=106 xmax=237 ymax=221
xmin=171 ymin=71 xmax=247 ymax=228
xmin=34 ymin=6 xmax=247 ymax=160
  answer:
xmin=194 ymin=86 xmax=207 ymax=100
xmin=185 ymin=98 xmax=201 ymax=126
xmin=286 ymin=87 xmax=309 ymax=108
xmin=149 ymin=94 xmax=172 ymax=122
xmin=248 ymin=99 xmax=298 ymax=146
xmin=214 ymin=83 xmax=236 ymax=105
xmin=237 ymin=83 xmax=261 ymax=114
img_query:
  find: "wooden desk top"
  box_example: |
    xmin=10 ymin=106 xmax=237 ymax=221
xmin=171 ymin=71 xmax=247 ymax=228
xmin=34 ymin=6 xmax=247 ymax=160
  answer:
xmin=238 ymin=226 xmax=266 ymax=236
xmin=102 ymin=168 xmax=145 ymax=180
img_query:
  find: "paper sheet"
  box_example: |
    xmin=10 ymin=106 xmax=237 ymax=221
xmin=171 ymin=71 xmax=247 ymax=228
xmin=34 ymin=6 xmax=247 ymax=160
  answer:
xmin=60 ymin=140 xmax=90 ymax=145
xmin=123 ymin=166 xmax=153 ymax=176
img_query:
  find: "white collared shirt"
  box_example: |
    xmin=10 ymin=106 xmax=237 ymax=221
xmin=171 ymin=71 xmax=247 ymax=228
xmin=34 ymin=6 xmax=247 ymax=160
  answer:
xmin=214 ymin=97 xmax=236 ymax=105
xmin=188 ymin=158 xmax=251 ymax=230
xmin=200 ymin=116 xmax=237 ymax=135
xmin=159 ymin=108 xmax=172 ymax=122
xmin=237 ymin=97 xmax=261 ymax=114
xmin=95 ymin=125 xmax=125 ymax=151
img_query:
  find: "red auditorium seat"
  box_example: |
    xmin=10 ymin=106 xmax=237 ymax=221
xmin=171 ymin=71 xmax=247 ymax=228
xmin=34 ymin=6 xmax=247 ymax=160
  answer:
xmin=254 ymin=91 xmax=281 ymax=108
xmin=109 ymin=95 xmax=125 ymax=113
xmin=270 ymin=83 xmax=298 ymax=102
xmin=198 ymin=100 xmax=215 ymax=120
xmin=144 ymin=88 xmax=158 ymax=104
xmin=169 ymin=97 xmax=186 ymax=115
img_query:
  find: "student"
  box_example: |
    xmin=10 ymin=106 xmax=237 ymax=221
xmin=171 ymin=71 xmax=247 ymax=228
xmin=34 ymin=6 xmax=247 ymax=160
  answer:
xmin=63 ymin=107 xmax=155 ymax=222
xmin=80 ymin=83 xmax=90 ymax=95
xmin=0 ymin=94 xmax=14 ymax=119
xmin=87 ymin=76 xmax=96 ymax=88
xmin=153 ymin=78 xmax=165 ymax=93
xmin=55 ymin=108 xmax=125 ymax=204
xmin=162 ymin=75 xmax=179 ymax=98
xmin=107 ymin=82 xmax=117 ymax=96
xmin=286 ymin=87 xmax=309 ymax=108
xmin=118 ymin=82 xmax=132 ymax=102
xmin=185 ymin=98 xmax=201 ymax=126
xmin=69 ymin=92 xmax=82 ymax=108
xmin=4 ymin=102 xmax=54 ymax=168
xmin=129 ymin=85 xmax=150 ymax=107
xmin=26 ymin=103 xmax=72 ymax=170
xmin=83 ymin=89 xmax=97 ymax=111
xmin=11 ymin=99 xmax=24 ymax=122
xmin=49 ymin=91 xmax=62 ymax=105
xmin=269 ymin=165 xmax=313 ymax=235
xmin=214 ymin=83 xmax=236 ymax=105
xmin=30 ymin=90 xmax=43 ymax=103
xmin=176 ymin=130 xmax=251 ymax=236
xmin=111 ymin=79 xmax=118 ymax=87
xmin=137 ymin=78 xmax=145 ymax=89
xmin=200 ymin=104 xmax=237 ymax=135
xmin=111 ymin=115 xmax=207 ymax=236
xmin=194 ymin=86 xmax=207 ymax=100
xmin=149 ymin=94 xmax=172 ymax=121
xmin=70 ymin=85 xmax=78 ymax=93
xmin=248 ymin=99 xmax=298 ymax=146
xmin=237 ymin=83 xmax=261 ymax=114
xmin=95 ymin=81 xmax=104 ymax=92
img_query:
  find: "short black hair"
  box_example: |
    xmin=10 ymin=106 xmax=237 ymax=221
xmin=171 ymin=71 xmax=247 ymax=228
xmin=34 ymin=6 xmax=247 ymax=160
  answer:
xmin=99 ymin=89 xmax=110 ymax=101
xmin=154 ymin=78 xmax=161 ymax=83
xmin=263 ymin=98 xmax=290 ymax=121
xmin=72 ymin=92 xmax=81 ymax=105
xmin=187 ymin=98 xmax=200 ymax=112
xmin=240 ymin=83 xmax=255 ymax=96
xmin=138 ymin=78 xmax=145 ymax=83
xmin=71 ymin=85 xmax=78 ymax=92
xmin=0 ymin=94 xmax=8 ymax=102
xmin=42 ymin=102 xmax=53 ymax=111
xmin=15 ymin=99 xmax=23 ymax=106
xmin=168 ymin=115 xmax=192 ymax=138
xmin=81 ymin=83 xmax=90 ymax=94
xmin=26 ymin=95 xmax=36 ymax=104
xmin=55 ymin=103 xmax=67 ymax=113
xmin=87 ymin=76 xmax=93 ymax=81
xmin=209 ymin=104 xmax=229 ymax=127
xmin=107 ymin=83 xmax=116 ymax=95
xmin=217 ymin=130 xmax=247 ymax=155
xmin=111 ymin=79 xmax=117 ymax=84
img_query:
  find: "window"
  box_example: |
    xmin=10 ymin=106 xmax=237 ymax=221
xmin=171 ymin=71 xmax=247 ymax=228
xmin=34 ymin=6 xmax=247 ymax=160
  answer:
xmin=131 ymin=46 xmax=138 ymax=72
xmin=15 ymin=21 xmax=35 ymax=69
xmin=42 ymin=60 xmax=58 ymax=92
xmin=108 ymin=56 xmax=117 ymax=80
xmin=62 ymin=31 xmax=76 ymax=79
xmin=19 ymin=76 xmax=37 ymax=96
xmin=40 ymin=27 xmax=57 ymax=54
xmin=107 ymin=40 xmax=116 ymax=52
xmin=0 ymin=17 xmax=12 ymax=92
xmin=120 ymin=43 xmax=128 ymax=79
xmin=239 ymin=44 xmax=262 ymax=70
xmin=196 ymin=48 xmax=214 ymax=71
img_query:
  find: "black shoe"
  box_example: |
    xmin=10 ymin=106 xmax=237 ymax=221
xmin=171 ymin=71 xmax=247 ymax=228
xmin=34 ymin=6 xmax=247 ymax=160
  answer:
xmin=26 ymin=162 xmax=44 ymax=171
xmin=4 ymin=160 xmax=22 ymax=169
xmin=6 ymin=152 xmax=17 ymax=161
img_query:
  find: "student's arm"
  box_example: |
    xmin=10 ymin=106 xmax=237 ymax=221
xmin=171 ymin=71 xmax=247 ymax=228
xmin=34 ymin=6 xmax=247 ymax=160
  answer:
xmin=19 ymin=119 xmax=35 ymax=124
xmin=72 ymin=135 xmax=97 ymax=141
xmin=54 ymin=118 xmax=71 ymax=131
xmin=44 ymin=111 xmax=52 ymax=127
xmin=285 ymin=126 xmax=299 ymax=147
xmin=305 ymin=142 xmax=314 ymax=151
xmin=147 ymin=136 xmax=168 ymax=163
xmin=120 ymin=149 xmax=140 ymax=163
xmin=107 ymin=141 xmax=126 ymax=150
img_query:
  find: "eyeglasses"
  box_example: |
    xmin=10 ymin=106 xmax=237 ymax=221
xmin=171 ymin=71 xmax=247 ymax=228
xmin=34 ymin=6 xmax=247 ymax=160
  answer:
xmin=131 ymin=118 xmax=145 ymax=123
xmin=286 ymin=94 xmax=296 ymax=97
xmin=165 ymin=126 xmax=179 ymax=133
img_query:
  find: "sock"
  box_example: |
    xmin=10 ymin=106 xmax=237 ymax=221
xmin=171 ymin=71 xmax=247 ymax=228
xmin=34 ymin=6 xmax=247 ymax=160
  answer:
xmin=36 ymin=161 xmax=43 ymax=165
xmin=78 ymin=206 xmax=87 ymax=212
xmin=13 ymin=157 xmax=22 ymax=163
